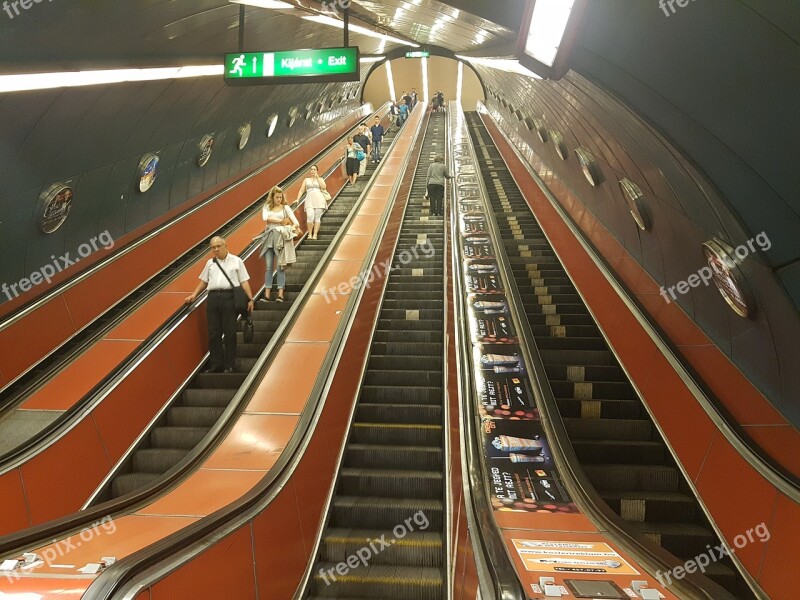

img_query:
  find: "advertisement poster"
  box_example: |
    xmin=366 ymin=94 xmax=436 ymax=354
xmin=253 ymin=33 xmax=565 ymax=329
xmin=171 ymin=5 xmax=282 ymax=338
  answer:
xmin=475 ymin=343 xmax=527 ymax=376
xmin=477 ymin=370 xmax=538 ymax=420
xmin=462 ymin=234 xmax=494 ymax=259
xmin=511 ymin=540 xmax=639 ymax=576
xmin=468 ymin=294 xmax=517 ymax=343
xmin=482 ymin=418 xmax=576 ymax=513
xmin=464 ymin=260 xmax=502 ymax=293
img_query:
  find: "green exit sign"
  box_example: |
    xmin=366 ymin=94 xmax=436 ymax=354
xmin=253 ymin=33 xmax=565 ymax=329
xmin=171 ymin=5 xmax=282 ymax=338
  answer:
xmin=405 ymin=51 xmax=430 ymax=58
xmin=224 ymin=47 xmax=360 ymax=85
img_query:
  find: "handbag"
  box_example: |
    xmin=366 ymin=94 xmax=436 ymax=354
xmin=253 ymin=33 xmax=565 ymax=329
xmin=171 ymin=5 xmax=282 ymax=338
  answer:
xmin=356 ymin=150 xmax=366 ymax=161
xmin=242 ymin=317 xmax=254 ymax=343
xmin=213 ymin=258 xmax=249 ymax=317
xmin=316 ymin=177 xmax=332 ymax=202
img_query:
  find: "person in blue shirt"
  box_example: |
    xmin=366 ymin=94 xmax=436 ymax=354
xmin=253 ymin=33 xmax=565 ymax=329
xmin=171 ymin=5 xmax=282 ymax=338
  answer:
xmin=398 ymin=102 xmax=409 ymax=124
xmin=370 ymin=116 xmax=385 ymax=163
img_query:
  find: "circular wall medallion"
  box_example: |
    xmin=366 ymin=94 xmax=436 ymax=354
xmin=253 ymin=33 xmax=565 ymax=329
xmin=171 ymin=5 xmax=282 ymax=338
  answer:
xmin=137 ymin=154 xmax=159 ymax=193
xmin=39 ymin=183 xmax=74 ymax=233
xmin=286 ymin=108 xmax=299 ymax=128
xmin=238 ymin=123 xmax=252 ymax=150
xmin=550 ymin=131 xmax=567 ymax=160
xmin=197 ymin=134 xmax=215 ymax=167
xmin=701 ymin=239 xmax=754 ymax=318
xmin=266 ymin=114 xmax=278 ymax=138
xmin=619 ymin=177 xmax=650 ymax=231
xmin=575 ymin=148 xmax=600 ymax=186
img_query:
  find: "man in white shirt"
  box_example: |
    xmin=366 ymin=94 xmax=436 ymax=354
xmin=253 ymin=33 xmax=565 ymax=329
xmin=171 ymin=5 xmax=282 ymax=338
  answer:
xmin=185 ymin=236 xmax=254 ymax=373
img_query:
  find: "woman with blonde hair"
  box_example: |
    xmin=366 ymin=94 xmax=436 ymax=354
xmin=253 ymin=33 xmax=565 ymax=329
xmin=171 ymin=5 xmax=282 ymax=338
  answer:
xmin=296 ymin=164 xmax=328 ymax=240
xmin=261 ymin=186 xmax=299 ymax=301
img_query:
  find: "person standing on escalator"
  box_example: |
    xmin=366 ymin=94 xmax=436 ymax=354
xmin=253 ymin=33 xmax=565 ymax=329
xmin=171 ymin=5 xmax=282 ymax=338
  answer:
xmin=426 ymin=155 xmax=452 ymax=216
xmin=296 ymin=164 xmax=328 ymax=240
xmin=185 ymin=236 xmax=254 ymax=373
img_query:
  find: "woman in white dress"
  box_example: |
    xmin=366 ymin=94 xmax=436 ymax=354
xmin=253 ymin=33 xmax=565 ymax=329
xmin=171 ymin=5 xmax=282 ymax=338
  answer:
xmin=296 ymin=164 xmax=328 ymax=240
xmin=262 ymin=186 xmax=299 ymax=301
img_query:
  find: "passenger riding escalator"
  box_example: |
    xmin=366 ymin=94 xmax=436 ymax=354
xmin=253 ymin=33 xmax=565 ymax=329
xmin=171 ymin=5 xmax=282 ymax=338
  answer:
xmin=465 ymin=112 xmax=753 ymax=598
xmin=95 ymin=129 xmax=398 ymax=502
xmin=305 ymin=112 xmax=446 ymax=600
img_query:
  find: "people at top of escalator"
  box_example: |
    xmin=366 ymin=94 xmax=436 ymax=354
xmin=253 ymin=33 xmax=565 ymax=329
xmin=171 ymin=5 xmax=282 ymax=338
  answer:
xmin=297 ymin=164 xmax=328 ymax=241
xmin=370 ymin=116 xmax=385 ymax=163
xmin=410 ymin=88 xmax=418 ymax=107
xmin=185 ymin=236 xmax=253 ymax=373
xmin=261 ymin=185 xmax=298 ymax=302
xmin=402 ymin=90 xmax=413 ymax=108
xmin=432 ymin=90 xmax=445 ymax=113
xmin=426 ymin=155 xmax=453 ymax=217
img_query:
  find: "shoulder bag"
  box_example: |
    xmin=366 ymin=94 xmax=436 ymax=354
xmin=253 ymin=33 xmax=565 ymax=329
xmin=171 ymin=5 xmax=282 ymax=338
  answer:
xmin=213 ymin=258 xmax=249 ymax=317
xmin=317 ymin=176 xmax=332 ymax=202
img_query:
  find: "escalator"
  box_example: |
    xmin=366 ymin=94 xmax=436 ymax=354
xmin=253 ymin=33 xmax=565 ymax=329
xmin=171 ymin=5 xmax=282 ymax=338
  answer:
xmin=464 ymin=112 xmax=753 ymax=598
xmin=305 ymin=112 xmax=446 ymax=599
xmin=98 ymin=128 xmax=398 ymax=501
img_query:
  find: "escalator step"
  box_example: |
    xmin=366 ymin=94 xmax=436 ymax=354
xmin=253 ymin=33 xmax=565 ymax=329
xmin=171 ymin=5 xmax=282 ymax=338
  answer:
xmin=555 ymin=397 xmax=645 ymax=419
xmin=627 ymin=521 xmax=718 ymax=559
xmin=360 ymin=386 xmax=442 ymax=405
xmin=583 ymin=463 xmax=680 ymax=493
xmin=345 ymin=444 xmax=442 ymax=471
xmin=355 ymin=403 xmax=441 ymax=425
xmin=193 ymin=372 xmax=248 ymax=388
xmin=312 ymin=563 xmax=443 ymax=600
xmin=372 ymin=330 xmax=442 ymax=343
xmin=363 ymin=370 xmax=441 ymax=387
xmin=330 ymin=497 xmax=443 ymax=531
xmin=132 ymin=448 xmax=189 ymax=473
xmin=181 ymin=388 xmax=237 ymax=407
xmin=150 ymin=426 xmax=209 ymax=449
xmin=320 ymin=529 xmax=443 ymax=567
xmin=167 ymin=406 xmax=224 ymax=427
xmin=367 ymin=356 xmax=442 ymax=371
xmin=112 ymin=473 xmax=161 ymax=498
xmin=571 ymin=439 xmax=667 ymax=464
xmin=338 ymin=468 xmax=442 ymax=499
xmin=601 ymin=490 xmax=698 ymax=523
xmin=350 ymin=423 xmax=442 ymax=446
xmin=563 ymin=417 xmax=652 ymax=441
xmin=369 ymin=342 xmax=442 ymax=357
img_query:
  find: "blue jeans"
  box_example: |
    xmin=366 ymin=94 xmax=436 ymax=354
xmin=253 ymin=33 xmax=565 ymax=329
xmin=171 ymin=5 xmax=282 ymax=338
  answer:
xmin=264 ymin=249 xmax=285 ymax=290
xmin=372 ymin=140 xmax=382 ymax=161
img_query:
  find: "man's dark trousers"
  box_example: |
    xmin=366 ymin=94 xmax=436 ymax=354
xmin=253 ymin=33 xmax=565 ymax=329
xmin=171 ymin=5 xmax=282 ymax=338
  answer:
xmin=207 ymin=290 xmax=237 ymax=371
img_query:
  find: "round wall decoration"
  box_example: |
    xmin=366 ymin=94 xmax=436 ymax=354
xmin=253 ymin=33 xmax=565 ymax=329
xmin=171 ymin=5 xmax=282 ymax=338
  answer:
xmin=39 ymin=183 xmax=74 ymax=233
xmin=701 ymin=239 xmax=754 ymax=318
xmin=197 ymin=134 xmax=215 ymax=167
xmin=238 ymin=123 xmax=252 ymax=150
xmin=137 ymin=154 xmax=159 ymax=193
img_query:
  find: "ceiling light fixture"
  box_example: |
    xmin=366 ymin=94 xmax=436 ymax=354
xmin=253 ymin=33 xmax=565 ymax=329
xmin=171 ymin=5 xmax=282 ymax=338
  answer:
xmin=385 ymin=60 xmax=396 ymax=102
xmin=360 ymin=55 xmax=386 ymax=63
xmin=0 ymin=65 xmax=223 ymax=94
xmin=515 ymin=0 xmax=587 ymax=79
xmin=302 ymin=15 xmax=419 ymax=47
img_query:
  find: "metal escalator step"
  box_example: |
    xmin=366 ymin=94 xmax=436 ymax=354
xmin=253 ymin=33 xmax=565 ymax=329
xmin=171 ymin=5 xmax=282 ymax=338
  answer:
xmin=601 ymin=490 xmax=698 ymax=523
xmin=320 ymin=529 xmax=443 ymax=567
xmin=627 ymin=521 xmax=718 ymax=559
xmin=345 ymin=444 xmax=442 ymax=471
xmin=379 ymin=309 xmax=443 ymax=321
xmin=356 ymin=403 xmax=441 ymax=425
xmin=532 ymin=336 xmax=609 ymax=351
xmin=132 ymin=448 xmax=188 ymax=473
xmin=167 ymin=406 xmax=225 ymax=427
xmin=376 ymin=319 xmax=442 ymax=331
xmin=369 ymin=342 xmax=442 ymax=356
xmin=181 ymin=388 xmax=237 ymax=407
xmin=384 ymin=291 xmax=441 ymax=301
xmin=549 ymin=380 xmax=637 ymax=399
xmin=544 ymin=364 xmax=624 ymax=381
xmin=540 ymin=348 xmax=619 ymax=366
xmin=564 ymin=417 xmax=652 ymax=441
xmin=363 ymin=370 xmax=441 ymax=387
xmin=583 ymin=463 xmax=680 ymax=493
xmin=360 ymin=386 xmax=442 ymax=405
xmin=312 ymin=563 xmax=443 ymax=600
xmin=235 ymin=343 xmax=264 ymax=358
xmin=193 ymin=372 xmax=248 ymax=388
xmin=572 ymin=439 xmax=667 ymax=464
xmin=367 ymin=356 xmax=442 ymax=371
xmin=338 ymin=468 xmax=443 ymax=499
xmin=150 ymin=426 xmax=208 ymax=449
xmin=350 ymin=423 xmax=442 ymax=446
xmin=372 ymin=330 xmax=442 ymax=343
xmin=330 ymin=496 xmax=444 ymax=531
xmin=555 ymin=397 xmax=645 ymax=419
xmin=112 ymin=473 xmax=161 ymax=498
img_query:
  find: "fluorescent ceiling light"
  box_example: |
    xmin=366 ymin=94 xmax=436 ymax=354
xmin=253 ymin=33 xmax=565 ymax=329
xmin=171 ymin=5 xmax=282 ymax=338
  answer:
xmin=524 ymin=0 xmax=574 ymax=67
xmin=360 ymin=56 xmax=386 ymax=63
xmin=456 ymin=59 xmax=463 ymax=107
xmin=455 ymin=55 xmax=541 ymax=79
xmin=0 ymin=65 xmax=224 ymax=94
xmin=229 ymin=0 xmax=294 ymax=8
xmin=302 ymin=15 xmax=419 ymax=47
xmin=421 ymin=56 xmax=429 ymax=102
xmin=385 ymin=60 xmax=396 ymax=102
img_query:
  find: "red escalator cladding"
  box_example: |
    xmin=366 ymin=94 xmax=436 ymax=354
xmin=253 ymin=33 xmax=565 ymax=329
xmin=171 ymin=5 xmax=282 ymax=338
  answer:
xmin=0 ymin=469 xmax=30 ymax=535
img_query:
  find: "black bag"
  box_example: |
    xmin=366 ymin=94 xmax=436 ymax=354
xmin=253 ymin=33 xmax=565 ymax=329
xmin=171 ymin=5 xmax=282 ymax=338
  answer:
xmin=396 ymin=116 xmax=402 ymax=127
xmin=242 ymin=317 xmax=254 ymax=343
xmin=213 ymin=258 xmax=249 ymax=317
